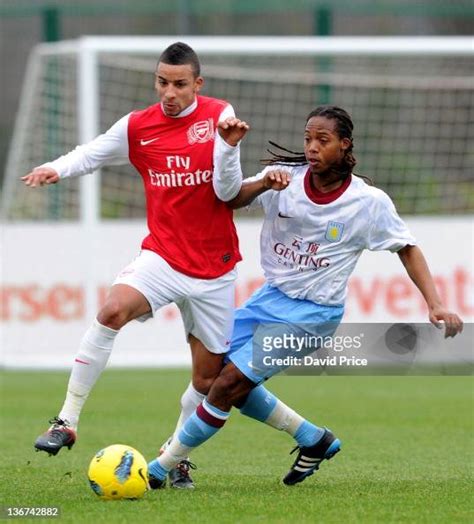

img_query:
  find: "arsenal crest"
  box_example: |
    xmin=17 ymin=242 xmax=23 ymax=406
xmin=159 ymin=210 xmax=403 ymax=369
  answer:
xmin=187 ymin=118 xmax=215 ymax=144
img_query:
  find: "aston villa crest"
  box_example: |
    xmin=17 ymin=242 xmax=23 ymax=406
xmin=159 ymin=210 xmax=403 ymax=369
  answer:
xmin=187 ymin=118 xmax=215 ymax=144
xmin=325 ymin=221 xmax=344 ymax=242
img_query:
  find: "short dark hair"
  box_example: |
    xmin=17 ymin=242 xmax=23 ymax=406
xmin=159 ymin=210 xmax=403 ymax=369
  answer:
xmin=158 ymin=42 xmax=201 ymax=77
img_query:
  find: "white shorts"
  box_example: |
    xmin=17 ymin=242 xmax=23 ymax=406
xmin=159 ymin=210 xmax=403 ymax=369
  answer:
xmin=113 ymin=249 xmax=237 ymax=354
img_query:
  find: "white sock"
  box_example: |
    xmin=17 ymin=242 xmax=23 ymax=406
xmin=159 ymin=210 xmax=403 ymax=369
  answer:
xmin=174 ymin=382 xmax=206 ymax=435
xmin=161 ymin=382 xmax=205 ymax=452
xmin=239 ymin=385 xmax=305 ymax=436
xmin=265 ymin=400 xmax=305 ymax=435
xmin=59 ymin=319 xmax=118 ymax=429
xmin=158 ymin=437 xmax=193 ymax=471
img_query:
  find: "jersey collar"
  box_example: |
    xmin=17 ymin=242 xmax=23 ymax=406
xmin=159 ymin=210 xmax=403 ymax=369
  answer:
xmin=161 ymin=98 xmax=198 ymax=118
xmin=304 ymin=169 xmax=352 ymax=205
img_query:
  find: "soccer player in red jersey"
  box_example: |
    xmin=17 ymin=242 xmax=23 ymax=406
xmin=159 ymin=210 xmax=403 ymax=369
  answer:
xmin=22 ymin=42 xmax=251 ymax=487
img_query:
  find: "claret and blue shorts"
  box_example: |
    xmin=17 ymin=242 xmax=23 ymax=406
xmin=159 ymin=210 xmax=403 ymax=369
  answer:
xmin=226 ymin=283 xmax=344 ymax=384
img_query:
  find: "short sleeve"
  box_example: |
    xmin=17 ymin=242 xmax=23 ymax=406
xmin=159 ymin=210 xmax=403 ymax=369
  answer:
xmin=367 ymin=190 xmax=416 ymax=252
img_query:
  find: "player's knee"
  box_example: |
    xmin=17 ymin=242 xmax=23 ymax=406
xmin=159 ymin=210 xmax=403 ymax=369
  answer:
xmin=97 ymin=299 xmax=129 ymax=330
xmin=209 ymin=366 xmax=245 ymax=404
xmin=192 ymin=375 xmax=215 ymax=395
xmin=192 ymin=359 xmax=224 ymax=394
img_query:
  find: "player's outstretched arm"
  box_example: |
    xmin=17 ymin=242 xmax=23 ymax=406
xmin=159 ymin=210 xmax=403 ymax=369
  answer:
xmin=397 ymin=245 xmax=463 ymax=338
xmin=21 ymin=167 xmax=60 ymax=187
xmin=21 ymin=114 xmax=130 ymax=185
xmin=227 ymin=169 xmax=291 ymax=209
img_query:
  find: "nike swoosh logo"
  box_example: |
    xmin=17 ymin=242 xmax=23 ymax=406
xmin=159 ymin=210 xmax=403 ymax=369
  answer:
xmin=140 ymin=137 xmax=160 ymax=146
xmin=278 ymin=212 xmax=293 ymax=218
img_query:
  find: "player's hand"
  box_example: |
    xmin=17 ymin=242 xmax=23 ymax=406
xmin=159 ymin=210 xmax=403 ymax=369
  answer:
xmin=218 ymin=117 xmax=250 ymax=146
xmin=429 ymin=306 xmax=463 ymax=338
xmin=21 ymin=167 xmax=60 ymax=187
xmin=263 ymin=170 xmax=291 ymax=191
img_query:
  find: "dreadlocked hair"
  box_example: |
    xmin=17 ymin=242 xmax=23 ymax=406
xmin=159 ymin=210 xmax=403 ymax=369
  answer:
xmin=261 ymin=141 xmax=307 ymax=167
xmin=262 ymin=105 xmax=372 ymax=185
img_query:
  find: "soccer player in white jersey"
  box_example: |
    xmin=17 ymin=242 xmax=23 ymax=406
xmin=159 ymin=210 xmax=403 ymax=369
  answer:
xmin=22 ymin=42 xmax=303 ymax=489
xmin=148 ymin=105 xmax=463 ymax=487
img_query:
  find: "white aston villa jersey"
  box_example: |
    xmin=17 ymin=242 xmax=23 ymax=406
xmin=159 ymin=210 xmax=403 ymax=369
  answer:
xmin=245 ymin=165 xmax=416 ymax=306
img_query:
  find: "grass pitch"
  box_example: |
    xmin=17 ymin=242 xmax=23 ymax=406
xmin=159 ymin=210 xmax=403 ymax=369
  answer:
xmin=1 ymin=370 xmax=472 ymax=523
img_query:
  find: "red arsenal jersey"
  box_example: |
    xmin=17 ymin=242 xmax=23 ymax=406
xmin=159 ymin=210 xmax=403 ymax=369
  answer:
xmin=127 ymin=96 xmax=241 ymax=279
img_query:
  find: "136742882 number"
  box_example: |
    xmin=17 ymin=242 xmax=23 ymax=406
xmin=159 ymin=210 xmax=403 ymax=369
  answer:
xmin=2 ymin=506 xmax=60 ymax=518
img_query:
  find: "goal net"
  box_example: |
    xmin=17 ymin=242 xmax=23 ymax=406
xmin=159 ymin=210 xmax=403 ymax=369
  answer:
xmin=2 ymin=36 xmax=473 ymax=221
